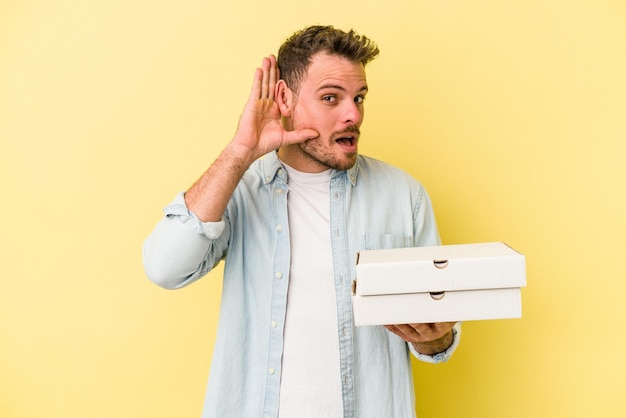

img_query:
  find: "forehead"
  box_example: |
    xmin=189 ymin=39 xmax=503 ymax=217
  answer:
xmin=300 ymin=52 xmax=367 ymax=91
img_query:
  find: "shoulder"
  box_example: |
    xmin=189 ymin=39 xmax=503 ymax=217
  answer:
xmin=356 ymin=154 xmax=423 ymax=188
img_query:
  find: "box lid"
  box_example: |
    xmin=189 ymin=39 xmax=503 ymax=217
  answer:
xmin=354 ymin=242 xmax=526 ymax=296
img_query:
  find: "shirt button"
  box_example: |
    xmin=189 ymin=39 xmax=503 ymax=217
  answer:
xmin=269 ymin=368 xmax=275 ymax=375
xmin=276 ymin=188 xmax=283 ymax=194
xmin=276 ymin=224 xmax=282 ymax=231
xmin=265 ymin=176 xmax=271 ymax=182
xmin=271 ymin=321 xmax=277 ymax=328
xmin=275 ymin=272 xmax=283 ymax=279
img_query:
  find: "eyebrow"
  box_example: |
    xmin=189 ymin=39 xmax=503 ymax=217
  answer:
xmin=316 ymin=84 xmax=369 ymax=93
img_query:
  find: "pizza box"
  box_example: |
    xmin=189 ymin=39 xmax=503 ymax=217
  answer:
xmin=352 ymin=242 xmax=526 ymax=325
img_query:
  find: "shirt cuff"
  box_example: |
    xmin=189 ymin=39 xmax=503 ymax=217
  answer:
xmin=409 ymin=322 xmax=462 ymax=364
xmin=164 ymin=192 xmax=226 ymax=239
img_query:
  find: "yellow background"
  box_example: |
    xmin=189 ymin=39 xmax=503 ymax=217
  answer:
xmin=2 ymin=1 xmax=625 ymax=417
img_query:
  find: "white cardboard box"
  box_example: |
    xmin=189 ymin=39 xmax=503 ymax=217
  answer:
xmin=352 ymin=242 xmax=526 ymax=325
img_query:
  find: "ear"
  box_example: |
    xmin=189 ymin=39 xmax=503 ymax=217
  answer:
xmin=275 ymin=79 xmax=295 ymax=117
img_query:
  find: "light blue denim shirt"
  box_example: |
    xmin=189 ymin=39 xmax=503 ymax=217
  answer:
xmin=143 ymin=151 xmax=461 ymax=418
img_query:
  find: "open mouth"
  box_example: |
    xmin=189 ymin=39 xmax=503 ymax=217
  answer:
xmin=335 ymin=136 xmax=356 ymax=147
xmin=332 ymin=126 xmax=360 ymax=152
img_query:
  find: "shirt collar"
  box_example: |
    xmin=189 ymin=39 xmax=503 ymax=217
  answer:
xmin=261 ymin=150 xmax=359 ymax=187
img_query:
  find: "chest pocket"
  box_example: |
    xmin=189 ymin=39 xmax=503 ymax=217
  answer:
xmin=362 ymin=234 xmax=413 ymax=251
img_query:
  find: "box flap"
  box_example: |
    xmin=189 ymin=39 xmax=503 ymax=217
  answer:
xmin=355 ymin=242 xmax=526 ymax=296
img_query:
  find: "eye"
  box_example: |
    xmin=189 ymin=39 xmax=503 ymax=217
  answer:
xmin=354 ymin=95 xmax=366 ymax=104
xmin=322 ymin=95 xmax=337 ymax=103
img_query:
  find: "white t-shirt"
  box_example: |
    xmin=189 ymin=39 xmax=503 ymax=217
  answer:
xmin=278 ymin=163 xmax=343 ymax=417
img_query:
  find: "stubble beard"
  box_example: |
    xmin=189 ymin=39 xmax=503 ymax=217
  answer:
xmin=289 ymin=103 xmax=360 ymax=171
xmin=295 ymin=138 xmax=358 ymax=171
xmin=292 ymin=118 xmax=361 ymax=171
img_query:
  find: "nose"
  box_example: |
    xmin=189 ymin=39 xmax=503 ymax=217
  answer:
xmin=342 ymin=100 xmax=363 ymax=126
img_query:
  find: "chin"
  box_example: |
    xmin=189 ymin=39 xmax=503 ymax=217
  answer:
xmin=297 ymin=141 xmax=358 ymax=171
xmin=329 ymin=154 xmax=358 ymax=171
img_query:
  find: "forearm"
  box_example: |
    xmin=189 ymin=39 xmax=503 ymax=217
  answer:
xmin=386 ymin=322 xmax=461 ymax=362
xmin=411 ymin=328 xmax=454 ymax=356
xmin=409 ymin=322 xmax=462 ymax=364
xmin=185 ymin=142 xmax=257 ymax=222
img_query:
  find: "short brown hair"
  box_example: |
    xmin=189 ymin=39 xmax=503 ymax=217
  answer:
xmin=277 ymin=25 xmax=379 ymax=92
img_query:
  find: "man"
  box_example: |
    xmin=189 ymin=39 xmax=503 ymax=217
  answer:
xmin=143 ymin=25 xmax=461 ymax=418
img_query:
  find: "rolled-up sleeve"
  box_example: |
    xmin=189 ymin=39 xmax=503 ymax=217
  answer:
xmin=142 ymin=192 xmax=229 ymax=290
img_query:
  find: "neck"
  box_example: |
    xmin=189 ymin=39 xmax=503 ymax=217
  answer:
xmin=277 ymin=145 xmax=330 ymax=173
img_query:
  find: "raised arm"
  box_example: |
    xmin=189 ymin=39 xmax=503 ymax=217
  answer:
xmin=143 ymin=55 xmax=317 ymax=289
xmin=185 ymin=54 xmax=318 ymax=222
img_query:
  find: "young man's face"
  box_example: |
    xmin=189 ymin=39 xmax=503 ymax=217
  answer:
xmin=279 ymin=52 xmax=368 ymax=172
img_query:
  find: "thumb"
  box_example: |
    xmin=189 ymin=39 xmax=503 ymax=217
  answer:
xmin=281 ymin=128 xmax=319 ymax=146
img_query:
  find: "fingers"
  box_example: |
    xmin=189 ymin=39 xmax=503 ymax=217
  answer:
xmin=385 ymin=322 xmax=456 ymax=343
xmin=248 ymin=55 xmax=278 ymax=102
xmin=281 ymin=128 xmax=319 ymax=146
xmin=251 ymin=55 xmax=277 ymax=101
xmin=385 ymin=324 xmax=417 ymax=342
xmin=249 ymin=67 xmax=263 ymax=101
xmin=261 ymin=56 xmax=270 ymax=99
xmin=384 ymin=324 xmax=400 ymax=337
xmin=268 ymin=55 xmax=277 ymax=100
xmin=409 ymin=322 xmax=456 ymax=340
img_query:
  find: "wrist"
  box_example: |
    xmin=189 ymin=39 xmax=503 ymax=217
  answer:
xmin=411 ymin=329 xmax=454 ymax=356
xmin=225 ymin=140 xmax=261 ymax=167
